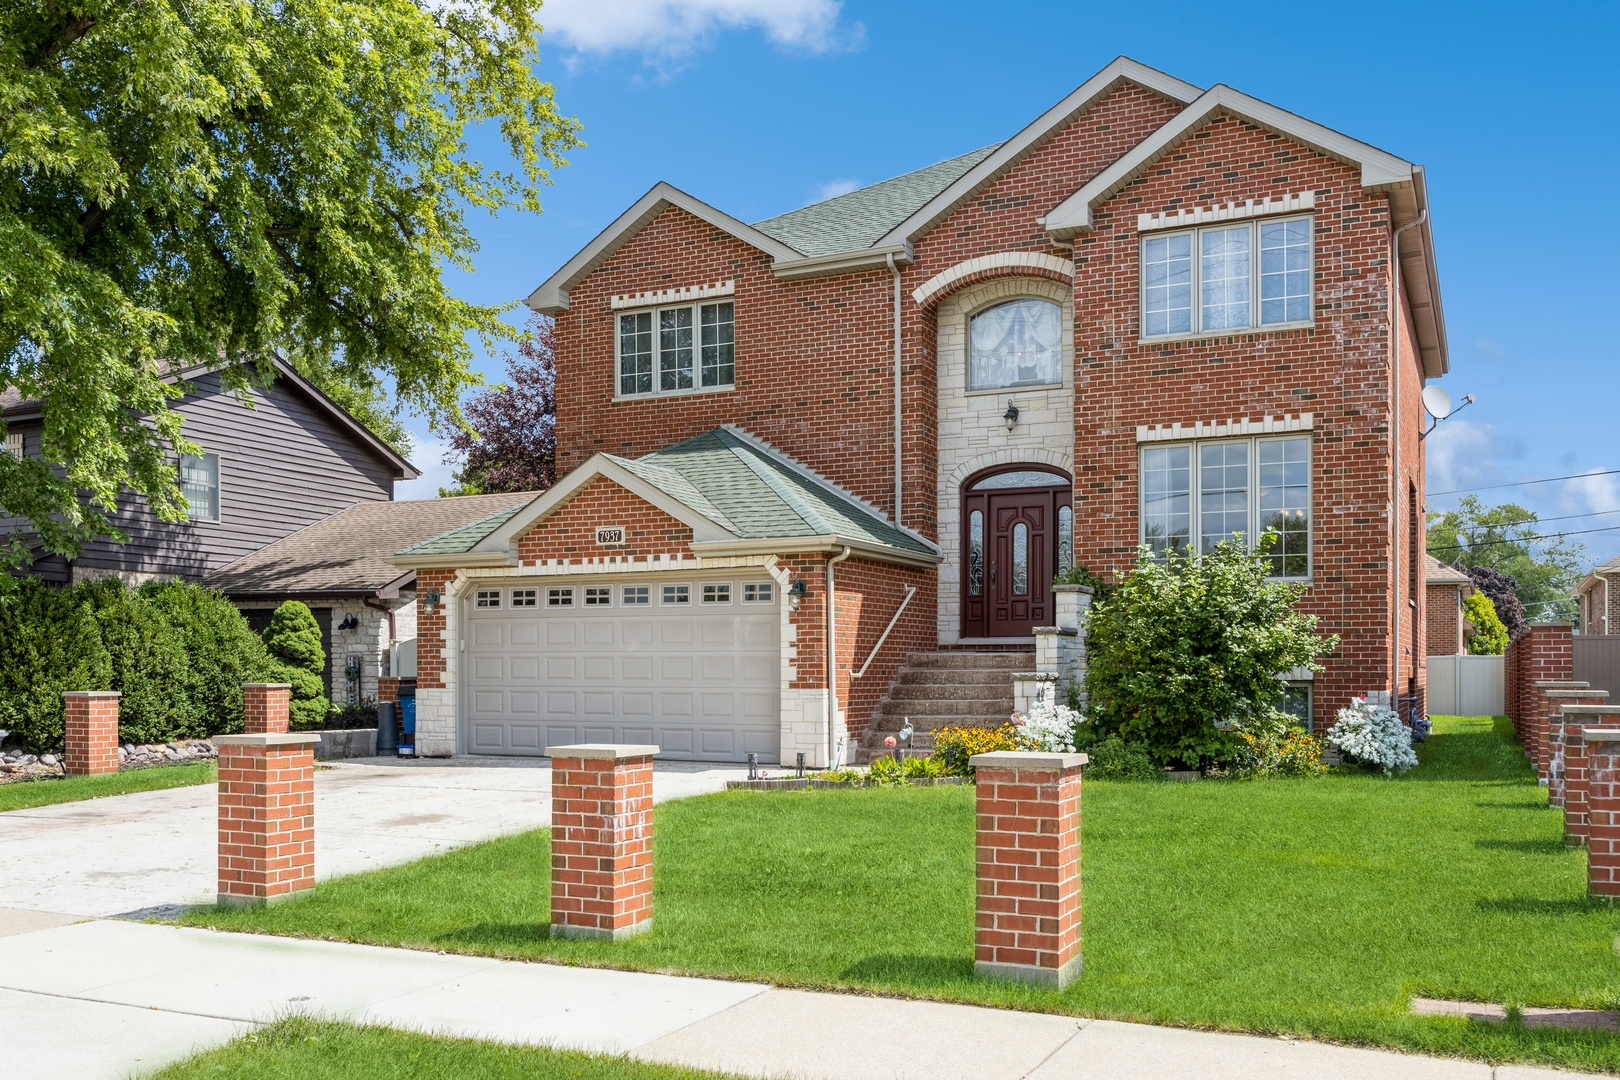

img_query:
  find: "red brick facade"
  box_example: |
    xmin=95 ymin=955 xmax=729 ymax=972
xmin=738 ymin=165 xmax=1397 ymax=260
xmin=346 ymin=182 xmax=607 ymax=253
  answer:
xmin=242 ymin=683 xmax=291 ymax=735
xmin=414 ymin=568 xmax=456 ymax=692
xmin=1426 ymin=583 xmax=1466 ymax=656
xmin=62 ymin=691 xmax=120 ymax=777
xmin=1505 ymin=625 xmax=1575 ymax=743
xmin=1584 ymin=730 xmax=1620 ymax=898
xmin=549 ymin=748 xmax=656 ymax=939
xmin=215 ymin=732 xmax=318 ymax=906
xmin=516 ymin=478 xmax=693 ymax=566
xmin=972 ymin=752 xmax=1085 ymax=988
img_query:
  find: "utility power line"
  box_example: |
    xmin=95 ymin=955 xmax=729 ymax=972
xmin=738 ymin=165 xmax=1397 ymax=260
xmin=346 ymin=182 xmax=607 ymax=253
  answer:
xmin=1429 ymin=468 xmax=1620 ymax=497
xmin=1427 ymin=522 xmax=1620 ymax=555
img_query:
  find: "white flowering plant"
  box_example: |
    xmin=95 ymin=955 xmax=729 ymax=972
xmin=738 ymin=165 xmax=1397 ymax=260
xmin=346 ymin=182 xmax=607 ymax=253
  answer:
xmin=1326 ymin=697 xmax=1418 ymax=775
xmin=1013 ymin=686 xmax=1083 ymax=753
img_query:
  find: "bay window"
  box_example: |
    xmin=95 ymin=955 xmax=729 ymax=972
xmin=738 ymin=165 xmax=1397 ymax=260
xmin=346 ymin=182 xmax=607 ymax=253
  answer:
xmin=1139 ymin=436 xmax=1311 ymax=578
xmin=618 ymin=301 xmax=734 ymax=397
xmin=1141 ymin=216 xmax=1312 ymax=339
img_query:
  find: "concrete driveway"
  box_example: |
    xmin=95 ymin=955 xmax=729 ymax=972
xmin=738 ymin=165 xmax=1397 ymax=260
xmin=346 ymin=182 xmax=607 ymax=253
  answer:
xmin=0 ymin=756 xmax=746 ymax=918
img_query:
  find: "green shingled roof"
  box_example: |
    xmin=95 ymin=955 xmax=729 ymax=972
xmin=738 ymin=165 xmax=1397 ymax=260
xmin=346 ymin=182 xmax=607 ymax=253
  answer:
xmin=397 ymin=428 xmax=935 ymax=560
xmin=752 ymin=145 xmax=1001 ymax=258
xmin=398 ymin=502 xmax=533 ymax=557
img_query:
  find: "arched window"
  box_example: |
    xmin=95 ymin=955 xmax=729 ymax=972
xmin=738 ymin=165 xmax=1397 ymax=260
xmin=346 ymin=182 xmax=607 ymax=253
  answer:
xmin=969 ymin=299 xmax=1062 ymax=391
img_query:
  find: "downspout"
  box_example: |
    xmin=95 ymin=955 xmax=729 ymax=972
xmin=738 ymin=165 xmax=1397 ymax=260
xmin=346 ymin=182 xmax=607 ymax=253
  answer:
xmin=1390 ymin=207 xmax=1428 ymax=706
xmin=887 ymin=253 xmax=903 ymax=526
xmin=827 ymin=545 xmax=852 ymax=767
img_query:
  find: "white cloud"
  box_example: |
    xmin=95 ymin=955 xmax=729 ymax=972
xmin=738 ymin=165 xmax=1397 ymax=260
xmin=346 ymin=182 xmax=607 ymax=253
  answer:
xmin=1424 ymin=418 xmax=1525 ymax=499
xmin=809 ymin=177 xmax=860 ymax=203
xmin=394 ymin=430 xmax=460 ymax=501
xmin=540 ymin=0 xmax=862 ymax=58
xmin=1564 ymin=468 xmax=1620 ymax=516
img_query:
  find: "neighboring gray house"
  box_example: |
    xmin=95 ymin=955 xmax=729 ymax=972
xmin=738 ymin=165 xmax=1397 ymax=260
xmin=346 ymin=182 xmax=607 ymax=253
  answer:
xmin=204 ymin=493 xmax=542 ymax=705
xmin=0 ymin=358 xmax=417 ymax=584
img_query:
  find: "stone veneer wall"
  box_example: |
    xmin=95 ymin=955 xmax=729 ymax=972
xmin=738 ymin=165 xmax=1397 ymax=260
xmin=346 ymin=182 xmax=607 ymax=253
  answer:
xmin=235 ymin=595 xmax=415 ymax=706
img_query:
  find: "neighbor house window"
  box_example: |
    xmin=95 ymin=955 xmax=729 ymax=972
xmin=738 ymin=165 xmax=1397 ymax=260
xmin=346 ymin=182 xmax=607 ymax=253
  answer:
xmin=180 ymin=452 xmax=219 ymax=522
xmin=969 ymin=299 xmax=1062 ymax=391
xmin=619 ymin=302 xmax=734 ymax=397
xmin=3 ymin=431 xmax=21 ymax=459
xmin=1141 ymin=216 xmax=1312 ymax=338
xmin=1138 ymin=436 xmax=1311 ymax=578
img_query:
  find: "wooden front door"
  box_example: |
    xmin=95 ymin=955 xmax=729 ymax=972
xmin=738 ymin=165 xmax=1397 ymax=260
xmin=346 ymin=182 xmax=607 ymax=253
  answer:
xmin=961 ymin=471 xmax=1070 ymax=639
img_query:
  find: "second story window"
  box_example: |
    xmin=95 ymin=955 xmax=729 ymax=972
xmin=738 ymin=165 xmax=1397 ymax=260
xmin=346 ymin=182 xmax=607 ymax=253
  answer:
xmin=180 ymin=452 xmax=219 ymax=522
xmin=619 ymin=301 xmax=734 ymax=398
xmin=1141 ymin=216 xmax=1312 ymax=339
xmin=969 ymin=299 xmax=1062 ymax=391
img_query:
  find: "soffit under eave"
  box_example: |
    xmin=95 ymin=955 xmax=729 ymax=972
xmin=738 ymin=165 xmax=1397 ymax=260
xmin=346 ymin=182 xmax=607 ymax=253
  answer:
xmin=1388 ymin=182 xmax=1448 ymax=379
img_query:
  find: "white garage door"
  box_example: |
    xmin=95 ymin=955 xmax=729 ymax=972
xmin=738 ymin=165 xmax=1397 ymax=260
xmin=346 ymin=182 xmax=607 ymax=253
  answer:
xmin=465 ymin=578 xmax=781 ymax=762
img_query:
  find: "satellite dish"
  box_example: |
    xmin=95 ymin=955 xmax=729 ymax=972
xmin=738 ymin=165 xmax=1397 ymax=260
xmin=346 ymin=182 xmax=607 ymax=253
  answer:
xmin=1421 ymin=385 xmax=1452 ymax=420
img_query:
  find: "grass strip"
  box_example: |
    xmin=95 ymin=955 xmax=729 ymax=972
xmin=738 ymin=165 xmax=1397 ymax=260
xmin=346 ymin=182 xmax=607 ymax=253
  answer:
xmin=0 ymin=762 xmax=215 ymax=813
xmin=183 ymin=717 xmax=1620 ymax=1073
xmin=144 ymin=1015 xmax=742 ymax=1079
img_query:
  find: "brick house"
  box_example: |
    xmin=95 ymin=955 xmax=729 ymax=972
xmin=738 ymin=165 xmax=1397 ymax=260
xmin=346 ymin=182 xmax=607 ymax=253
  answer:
xmin=398 ymin=57 xmax=1447 ymax=763
xmin=1425 ymin=554 xmax=1473 ymax=656
xmin=1577 ymin=556 xmax=1620 ymax=636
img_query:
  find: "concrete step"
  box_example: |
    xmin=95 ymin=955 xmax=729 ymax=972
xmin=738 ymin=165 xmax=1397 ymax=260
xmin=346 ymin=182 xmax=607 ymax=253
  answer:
xmin=904 ymin=651 xmax=1034 ymax=670
xmin=869 ymin=714 xmax=1009 ymax=733
xmin=886 ymin=682 xmax=1011 ymax=702
xmin=879 ymin=699 xmax=1012 ymax=718
xmin=895 ymin=668 xmax=1023 ymax=687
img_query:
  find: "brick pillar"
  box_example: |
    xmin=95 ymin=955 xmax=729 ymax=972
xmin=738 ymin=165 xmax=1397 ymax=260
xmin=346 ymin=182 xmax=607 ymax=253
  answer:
xmin=1507 ymin=625 xmax=1574 ymax=742
xmin=1585 ymin=730 xmax=1620 ymax=899
xmin=1547 ymin=692 xmax=1608 ymax=805
xmin=548 ymin=743 xmax=659 ymax=941
xmin=62 ymin=691 xmax=121 ymax=777
xmin=1558 ymin=706 xmax=1620 ymax=849
xmin=969 ymin=750 xmax=1087 ymax=989
xmin=214 ymin=732 xmax=319 ymax=906
xmin=1535 ymin=680 xmax=1590 ymax=770
xmin=243 ymin=683 xmax=292 ymax=735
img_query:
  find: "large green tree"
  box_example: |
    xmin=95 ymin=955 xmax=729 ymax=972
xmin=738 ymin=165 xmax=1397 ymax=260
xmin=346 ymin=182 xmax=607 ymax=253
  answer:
xmin=0 ymin=0 xmax=580 ymax=563
xmin=1426 ymin=496 xmax=1585 ymax=621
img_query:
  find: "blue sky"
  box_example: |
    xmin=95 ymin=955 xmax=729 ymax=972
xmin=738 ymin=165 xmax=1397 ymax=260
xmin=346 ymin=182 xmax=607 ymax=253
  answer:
xmin=398 ymin=0 xmax=1620 ymax=566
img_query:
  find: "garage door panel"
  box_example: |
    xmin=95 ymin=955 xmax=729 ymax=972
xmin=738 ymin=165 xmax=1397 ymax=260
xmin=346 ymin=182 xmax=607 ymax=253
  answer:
xmin=467 ymin=582 xmax=779 ymax=762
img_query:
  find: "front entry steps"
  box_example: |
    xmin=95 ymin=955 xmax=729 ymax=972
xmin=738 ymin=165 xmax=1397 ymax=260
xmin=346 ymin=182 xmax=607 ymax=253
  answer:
xmin=854 ymin=650 xmax=1033 ymax=765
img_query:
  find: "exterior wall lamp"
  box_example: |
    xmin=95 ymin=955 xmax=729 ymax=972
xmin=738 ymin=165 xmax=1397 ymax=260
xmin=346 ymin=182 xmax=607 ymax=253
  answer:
xmin=424 ymin=590 xmax=441 ymax=608
xmin=338 ymin=613 xmax=360 ymax=631
xmin=1003 ymin=400 xmax=1020 ymax=431
xmin=787 ymin=579 xmax=807 ymax=610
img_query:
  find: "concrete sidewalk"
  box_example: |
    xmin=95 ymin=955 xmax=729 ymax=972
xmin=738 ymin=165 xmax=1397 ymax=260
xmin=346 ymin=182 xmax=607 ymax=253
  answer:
xmin=0 ymin=916 xmax=1605 ymax=1080
xmin=0 ymin=757 xmax=744 ymax=918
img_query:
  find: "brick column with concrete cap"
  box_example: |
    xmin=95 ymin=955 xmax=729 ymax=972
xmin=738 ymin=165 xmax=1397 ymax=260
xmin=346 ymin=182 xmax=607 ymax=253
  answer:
xmin=62 ymin=691 xmax=121 ymax=777
xmin=1559 ymin=706 xmax=1620 ymax=849
xmin=1534 ymin=681 xmax=1588 ymax=770
xmin=969 ymin=749 xmax=1087 ymax=989
xmin=1584 ymin=728 xmax=1620 ymax=899
xmin=1547 ymin=693 xmax=1609 ymax=808
xmin=548 ymin=743 xmax=659 ymax=941
xmin=242 ymin=683 xmax=292 ymax=735
xmin=1538 ymin=685 xmax=1598 ymax=782
xmin=214 ymin=731 xmax=319 ymax=906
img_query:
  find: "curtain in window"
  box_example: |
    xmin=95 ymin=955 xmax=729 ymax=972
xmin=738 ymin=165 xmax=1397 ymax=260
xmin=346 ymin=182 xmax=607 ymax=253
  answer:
xmin=180 ymin=453 xmax=218 ymax=521
xmin=969 ymin=300 xmax=1062 ymax=391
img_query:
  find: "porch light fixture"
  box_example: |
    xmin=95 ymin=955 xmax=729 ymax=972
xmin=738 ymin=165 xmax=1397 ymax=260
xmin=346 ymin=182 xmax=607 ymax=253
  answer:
xmin=425 ymin=590 xmax=441 ymax=608
xmin=338 ymin=613 xmax=359 ymax=631
xmin=787 ymin=579 xmax=807 ymax=611
xmin=1003 ymin=400 xmax=1020 ymax=431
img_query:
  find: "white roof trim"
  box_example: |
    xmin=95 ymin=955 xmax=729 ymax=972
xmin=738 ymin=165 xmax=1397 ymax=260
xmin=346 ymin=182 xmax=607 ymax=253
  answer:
xmin=611 ymin=280 xmax=734 ymax=311
xmin=525 ymin=183 xmax=802 ymax=315
xmin=1138 ymin=191 xmax=1315 ymax=233
xmin=471 ymin=454 xmax=740 ymax=552
xmin=1043 ymin=84 xmax=1415 ymax=236
xmin=873 ymin=57 xmax=1202 ymax=250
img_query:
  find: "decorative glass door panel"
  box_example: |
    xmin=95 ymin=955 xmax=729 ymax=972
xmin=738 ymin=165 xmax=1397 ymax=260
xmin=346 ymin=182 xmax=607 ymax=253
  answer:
xmin=961 ymin=468 xmax=1070 ymax=639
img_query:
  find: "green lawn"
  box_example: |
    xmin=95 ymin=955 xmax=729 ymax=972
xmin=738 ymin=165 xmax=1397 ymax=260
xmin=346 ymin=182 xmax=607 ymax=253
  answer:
xmin=0 ymin=762 xmax=214 ymax=813
xmin=181 ymin=717 xmax=1620 ymax=1072
xmin=145 ymin=1016 xmax=740 ymax=1080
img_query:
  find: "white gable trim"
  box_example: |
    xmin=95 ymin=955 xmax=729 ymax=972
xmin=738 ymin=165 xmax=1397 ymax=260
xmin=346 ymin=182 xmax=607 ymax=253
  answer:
xmin=1043 ymin=85 xmax=1414 ymax=237
xmin=525 ymin=183 xmax=802 ymax=315
xmin=471 ymin=454 xmax=740 ymax=552
xmin=911 ymin=252 xmax=1075 ymax=308
xmin=1135 ymin=413 xmax=1315 ymax=443
xmin=1138 ymin=191 xmax=1315 ymax=233
xmin=873 ymin=57 xmax=1201 ymax=250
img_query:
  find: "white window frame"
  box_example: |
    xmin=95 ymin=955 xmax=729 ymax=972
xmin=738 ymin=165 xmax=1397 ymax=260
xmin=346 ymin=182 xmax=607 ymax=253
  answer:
xmin=615 ymin=300 xmax=736 ymax=400
xmin=701 ymin=582 xmax=732 ymax=605
xmin=510 ymin=588 xmax=537 ymax=608
xmin=1139 ymin=214 xmax=1314 ymax=343
xmin=179 ymin=451 xmax=220 ymax=523
xmin=547 ymin=587 xmax=575 ymax=608
xmin=622 ymin=585 xmax=651 ymax=606
xmin=3 ymin=431 xmax=22 ymax=459
xmin=1138 ymin=435 xmax=1313 ymax=581
xmin=583 ymin=586 xmax=613 ymax=607
xmin=661 ymin=583 xmax=691 ymax=606
xmin=475 ymin=588 xmax=502 ymax=609
xmin=742 ymin=582 xmax=774 ymax=604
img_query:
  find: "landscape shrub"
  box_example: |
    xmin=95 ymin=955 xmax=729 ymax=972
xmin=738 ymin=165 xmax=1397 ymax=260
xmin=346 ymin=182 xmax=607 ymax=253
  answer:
xmin=931 ymin=723 xmax=1019 ymax=776
xmin=1463 ymin=592 xmax=1509 ymax=655
xmin=1053 ymin=562 xmax=1114 ymax=603
xmin=866 ymin=755 xmax=947 ymax=784
xmin=1230 ymin=709 xmax=1326 ymax=778
xmin=262 ymin=601 xmax=331 ymax=730
xmin=0 ymin=575 xmax=274 ymax=751
xmin=1079 ymin=734 xmax=1162 ymax=781
xmin=1014 ymin=688 xmax=1082 ymax=752
xmin=1084 ymin=537 xmax=1336 ymax=769
xmin=1326 ymin=698 xmax=1418 ymax=775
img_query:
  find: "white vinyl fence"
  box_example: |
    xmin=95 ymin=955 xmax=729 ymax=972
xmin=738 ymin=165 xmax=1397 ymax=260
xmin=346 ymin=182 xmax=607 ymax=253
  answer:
xmin=1427 ymin=654 xmax=1504 ymax=716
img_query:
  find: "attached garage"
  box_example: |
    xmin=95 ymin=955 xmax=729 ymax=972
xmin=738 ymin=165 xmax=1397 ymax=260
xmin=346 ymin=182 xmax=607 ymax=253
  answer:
xmin=464 ymin=577 xmax=781 ymax=762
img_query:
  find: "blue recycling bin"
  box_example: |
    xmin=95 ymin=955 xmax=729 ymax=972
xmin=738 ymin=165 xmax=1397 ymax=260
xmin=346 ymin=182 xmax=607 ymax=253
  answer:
xmin=398 ymin=689 xmax=417 ymax=757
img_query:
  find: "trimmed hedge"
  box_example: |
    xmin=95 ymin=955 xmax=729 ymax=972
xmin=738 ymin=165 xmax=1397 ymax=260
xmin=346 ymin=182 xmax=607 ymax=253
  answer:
xmin=0 ymin=576 xmax=279 ymax=751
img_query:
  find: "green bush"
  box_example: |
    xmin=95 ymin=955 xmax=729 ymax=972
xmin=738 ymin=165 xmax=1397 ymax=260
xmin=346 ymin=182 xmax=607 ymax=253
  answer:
xmin=0 ymin=581 xmax=111 ymax=750
xmin=1078 ymin=734 xmax=1162 ymax=781
xmin=931 ymin=723 xmax=1019 ymax=776
xmin=867 ymin=754 xmax=947 ymax=785
xmin=263 ymin=601 xmax=330 ymax=730
xmin=0 ymin=575 xmax=274 ymax=750
xmin=1464 ymin=591 xmax=1509 ymax=655
xmin=1084 ymin=537 xmax=1336 ymax=769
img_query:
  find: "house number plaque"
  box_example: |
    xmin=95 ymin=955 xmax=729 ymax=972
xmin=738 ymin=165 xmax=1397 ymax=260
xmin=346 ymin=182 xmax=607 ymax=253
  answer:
xmin=595 ymin=526 xmax=625 ymax=545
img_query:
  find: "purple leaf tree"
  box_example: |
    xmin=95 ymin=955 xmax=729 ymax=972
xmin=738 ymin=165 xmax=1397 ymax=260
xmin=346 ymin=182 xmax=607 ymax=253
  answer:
xmin=445 ymin=316 xmax=557 ymax=495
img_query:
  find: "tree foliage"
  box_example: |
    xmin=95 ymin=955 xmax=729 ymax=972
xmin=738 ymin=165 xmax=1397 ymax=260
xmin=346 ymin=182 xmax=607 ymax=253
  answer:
xmin=1083 ymin=538 xmax=1337 ymax=768
xmin=261 ymin=600 xmax=328 ymax=729
xmin=1463 ymin=564 xmax=1528 ymax=641
xmin=0 ymin=0 xmax=581 ymax=562
xmin=1463 ymin=591 xmax=1509 ymax=656
xmin=443 ymin=314 xmax=557 ymax=496
xmin=1426 ymin=496 xmax=1584 ymax=622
